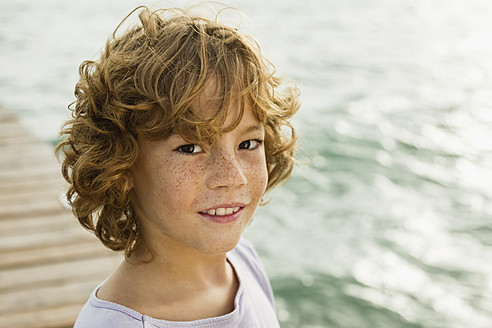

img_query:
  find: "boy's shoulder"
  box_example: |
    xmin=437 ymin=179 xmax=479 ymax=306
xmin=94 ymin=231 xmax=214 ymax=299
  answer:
xmin=74 ymin=238 xmax=271 ymax=328
xmin=229 ymin=237 xmax=261 ymax=266
xmin=233 ymin=236 xmax=255 ymax=252
xmin=74 ymin=288 xmax=144 ymax=328
xmin=229 ymin=237 xmax=275 ymax=307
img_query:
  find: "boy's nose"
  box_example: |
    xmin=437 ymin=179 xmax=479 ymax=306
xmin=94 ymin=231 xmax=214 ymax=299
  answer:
xmin=206 ymin=152 xmax=247 ymax=190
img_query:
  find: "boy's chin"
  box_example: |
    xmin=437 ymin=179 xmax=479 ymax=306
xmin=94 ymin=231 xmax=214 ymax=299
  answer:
xmin=196 ymin=237 xmax=242 ymax=255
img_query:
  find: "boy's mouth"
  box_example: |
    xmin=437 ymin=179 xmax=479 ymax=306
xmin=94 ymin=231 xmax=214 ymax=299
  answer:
xmin=200 ymin=207 xmax=242 ymax=216
xmin=198 ymin=205 xmax=245 ymax=224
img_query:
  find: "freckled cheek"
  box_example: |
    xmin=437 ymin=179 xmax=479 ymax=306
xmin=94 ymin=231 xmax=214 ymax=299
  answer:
xmin=258 ymin=167 xmax=269 ymax=194
xmin=162 ymin=162 xmax=205 ymax=199
xmin=247 ymin=157 xmax=269 ymax=196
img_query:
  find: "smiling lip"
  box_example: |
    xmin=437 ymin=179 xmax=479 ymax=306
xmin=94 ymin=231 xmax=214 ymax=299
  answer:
xmin=198 ymin=204 xmax=245 ymax=224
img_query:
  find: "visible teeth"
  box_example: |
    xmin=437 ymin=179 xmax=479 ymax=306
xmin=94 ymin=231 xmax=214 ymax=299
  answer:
xmin=203 ymin=207 xmax=242 ymax=216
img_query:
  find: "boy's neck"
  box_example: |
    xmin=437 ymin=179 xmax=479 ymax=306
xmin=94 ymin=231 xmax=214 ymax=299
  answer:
xmin=98 ymin=240 xmax=239 ymax=321
xmin=126 ymin=237 xmax=233 ymax=287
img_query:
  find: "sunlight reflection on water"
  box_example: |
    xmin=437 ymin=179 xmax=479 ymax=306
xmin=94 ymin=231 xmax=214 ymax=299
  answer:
xmin=1 ymin=0 xmax=492 ymax=327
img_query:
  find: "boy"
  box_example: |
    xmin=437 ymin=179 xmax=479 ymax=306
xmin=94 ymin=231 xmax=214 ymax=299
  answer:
xmin=57 ymin=5 xmax=299 ymax=327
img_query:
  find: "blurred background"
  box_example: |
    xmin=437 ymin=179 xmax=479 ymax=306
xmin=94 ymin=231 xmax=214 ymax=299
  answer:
xmin=1 ymin=0 xmax=492 ymax=327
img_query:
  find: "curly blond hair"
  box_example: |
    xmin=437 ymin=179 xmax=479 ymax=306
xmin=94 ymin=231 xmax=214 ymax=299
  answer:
xmin=56 ymin=6 xmax=299 ymax=257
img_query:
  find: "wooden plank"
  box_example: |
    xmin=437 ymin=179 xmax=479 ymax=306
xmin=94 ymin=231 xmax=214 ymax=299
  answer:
xmin=0 ymin=240 xmax=112 ymax=270
xmin=0 ymin=197 xmax=67 ymax=219
xmin=0 ymin=188 xmax=62 ymax=206
xmin=0 ymin=106 xmax=120 ymax=327
xmin=0 ymin=151 xmax=59 ymax=169
xmin=0 ymin=255 xmax=121 ymax=293
xmin=0 ymin=141 xmax=55 ymax=155
xmin=0 ymin=279 xmax=103 ymax=315
xmin=0 ymin=177 xmax=63 ymax=195
xmin=0 ymin=121 xmax=30 ymax=138
xmin=0 ymin=110 xmax=16 ymax=122
xmin=0 ymin=165 xmax=60 ymax=183
xmin=0 ymin=134 xmax=44 ymax=146
xmin=0 ymin=227 xmax=93 ymax=251
xmin=0 ymin=212 xmax=75 ymax=236
xmin=0 ymin=303 xmax=83 ymax=328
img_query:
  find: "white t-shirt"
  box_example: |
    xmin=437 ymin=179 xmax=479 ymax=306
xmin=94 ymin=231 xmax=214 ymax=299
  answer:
xmin=74 ymin=238 xmax=280 ymax=327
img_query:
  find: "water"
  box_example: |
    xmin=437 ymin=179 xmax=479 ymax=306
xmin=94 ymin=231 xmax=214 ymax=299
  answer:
xmin=1 ymin=0 xmax=492 ymax=327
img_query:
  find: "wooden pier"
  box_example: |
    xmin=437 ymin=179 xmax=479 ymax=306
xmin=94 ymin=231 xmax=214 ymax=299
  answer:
xmin=0 ymin=107 xmax=121 ymax=328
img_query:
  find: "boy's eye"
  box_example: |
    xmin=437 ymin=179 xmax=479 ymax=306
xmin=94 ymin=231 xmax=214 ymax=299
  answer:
xmin=239 ymin=139 xmax=263 ymax=150
xmin=176 ymin=144 xmax=203 ymax=154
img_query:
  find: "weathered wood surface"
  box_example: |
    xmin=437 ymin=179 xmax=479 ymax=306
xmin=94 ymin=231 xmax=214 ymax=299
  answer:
xmin=0 ymin=107 xmax=121 ymax=328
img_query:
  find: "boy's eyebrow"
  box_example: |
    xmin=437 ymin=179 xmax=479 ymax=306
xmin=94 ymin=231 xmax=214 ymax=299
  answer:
xmin=243 ymin=124 xmax=264 ymax=133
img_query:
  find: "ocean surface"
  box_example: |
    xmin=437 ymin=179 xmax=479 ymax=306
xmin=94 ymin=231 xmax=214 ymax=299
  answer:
xmin=1 ymin=0 xmax=492 ymax=327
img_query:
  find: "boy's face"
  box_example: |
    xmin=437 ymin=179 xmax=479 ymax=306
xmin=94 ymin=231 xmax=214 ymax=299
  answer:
xmin=130 ymin=94 xmax=268 ymax=255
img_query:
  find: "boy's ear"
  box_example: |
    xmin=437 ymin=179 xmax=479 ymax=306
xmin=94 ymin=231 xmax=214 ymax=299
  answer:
xmin=128 ymin=171 xmax=134 ymax=190
xmin=123 ymin=170 xmax=134 ymax=191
